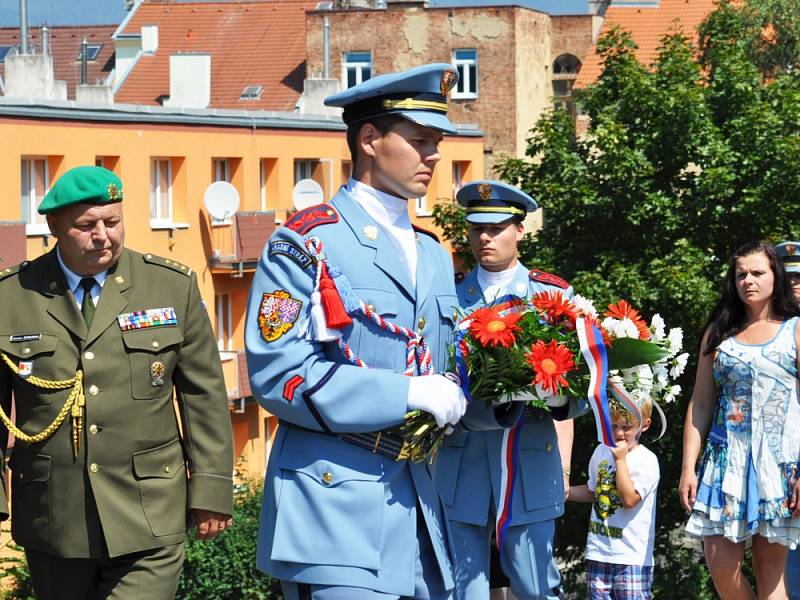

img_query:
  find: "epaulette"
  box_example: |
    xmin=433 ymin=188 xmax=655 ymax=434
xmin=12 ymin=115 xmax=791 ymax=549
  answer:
xmin=412 ymin=224 xmax=439 ymax=243
xmin=143 ymin=253 xmax=192 ymax=276
xmin=455 ymin=272 xmax=465 ymax=284
xmin=0 ymin=261 xmax=29 ymax=282
xmin=529 ymin=269 xmax=569 ymax=290
xmin=285 ymin=204 xmax=339 ymax=236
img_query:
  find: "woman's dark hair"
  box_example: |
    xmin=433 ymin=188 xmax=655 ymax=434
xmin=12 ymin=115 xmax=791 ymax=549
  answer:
xmin=346 ymin=114 xmax=406 ymax=170
xmin=703 ymin=240 xmax=800 ymax=354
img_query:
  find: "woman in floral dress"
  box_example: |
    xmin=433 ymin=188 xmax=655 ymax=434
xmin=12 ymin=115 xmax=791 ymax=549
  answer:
xmin=679 ymin=241 xmax=800 ymax=599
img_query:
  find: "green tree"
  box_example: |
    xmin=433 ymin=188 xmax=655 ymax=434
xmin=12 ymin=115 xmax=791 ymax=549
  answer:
xmin=435 ymin=1 xmax=800 ymax=597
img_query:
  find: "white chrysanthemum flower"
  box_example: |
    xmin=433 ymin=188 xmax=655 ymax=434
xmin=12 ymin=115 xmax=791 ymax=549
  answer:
xmin=670 ymin=353 xmax=689 ymax=378
xmin=667 ymin=327 xmax=684 ymax=354
xmin=650 ymin=313 xmax=666 ymax=341
xmin=619 ymin=317 xmax=640 ymax=339
xmin=572 ymin=294 xmax=598 ymax=318
xmin=654 ymin=372 xmax=669 ymax=392
xmin=608 ymin=371 xmax=624 ymax=387
xmin=602 ymin=317 xmax=622 ymax=337
xmin=664 ymin=384 xmax=681 ymax=403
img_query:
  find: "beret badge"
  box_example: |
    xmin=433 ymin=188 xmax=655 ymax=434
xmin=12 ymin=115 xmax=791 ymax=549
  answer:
xmin=107 ymin=182 xmax=122 ymax=201
xmin=477 ymin=183 xmax=493 ymax=201
xmin=441 ymin=69 xmax=457 ymax=96
xmin=787 ymin=244 xmax=797 ymax=256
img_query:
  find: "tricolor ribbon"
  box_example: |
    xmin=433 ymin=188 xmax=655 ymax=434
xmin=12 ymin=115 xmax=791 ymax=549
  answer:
xmin=576 ymin=317 xmax=615 ymax=447
xmin=496 ymin=412 xmax=524 ymax=552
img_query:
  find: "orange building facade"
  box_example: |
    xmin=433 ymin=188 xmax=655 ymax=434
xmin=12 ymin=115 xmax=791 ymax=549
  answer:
xmin=0 ymin=101 xmax=484 ymax=479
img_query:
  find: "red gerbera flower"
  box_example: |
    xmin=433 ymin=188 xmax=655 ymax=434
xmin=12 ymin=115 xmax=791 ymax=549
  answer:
xmin=604 ymin=300 xmax=651 ymax=340
xmin=469 ymin=307 xmax=523 ymax=348
xmin=526 ymin=340 xmax=576 ymax=395
xmin=532 ymin=291 xmax=578 ymax=324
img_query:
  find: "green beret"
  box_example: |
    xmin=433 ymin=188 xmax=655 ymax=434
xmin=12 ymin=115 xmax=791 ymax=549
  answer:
xmin=38 ymin=166 xmax=123 ymax=214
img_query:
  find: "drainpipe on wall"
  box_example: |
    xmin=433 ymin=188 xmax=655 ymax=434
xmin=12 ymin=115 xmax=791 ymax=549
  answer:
xmin=323 ymin=15 xmax=330 ymax=79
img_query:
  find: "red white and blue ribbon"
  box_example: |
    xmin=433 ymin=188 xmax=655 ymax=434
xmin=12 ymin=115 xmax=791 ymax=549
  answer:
xmin=576 ymin=317 xmax=615 ymax=447
xmin=496 ymin=412 xmax=524 ymax=551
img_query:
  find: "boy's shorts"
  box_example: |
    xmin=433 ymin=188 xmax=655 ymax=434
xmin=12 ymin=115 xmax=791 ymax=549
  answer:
xmin=586 ymin=559 xmax=653 ymax=600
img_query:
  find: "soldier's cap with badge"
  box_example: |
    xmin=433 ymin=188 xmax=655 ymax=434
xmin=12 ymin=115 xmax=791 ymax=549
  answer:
xmin=38 ymin=166 xmax=123 ymax=215
xmin=776 ymin=241 xmax=800 ymax=273
xmin=324 ymin=63 xmax=459 ymax=134
xmin=456 ymin=180 xmax=538 ymax=224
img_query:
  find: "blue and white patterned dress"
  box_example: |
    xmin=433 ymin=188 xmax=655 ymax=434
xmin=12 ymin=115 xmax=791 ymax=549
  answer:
xmin=686 ymin=317 xmax=800 ymax=548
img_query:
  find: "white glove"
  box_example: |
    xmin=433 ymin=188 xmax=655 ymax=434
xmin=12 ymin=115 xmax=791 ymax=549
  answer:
xmin=407 ymin=375 xmax=467 ymax=428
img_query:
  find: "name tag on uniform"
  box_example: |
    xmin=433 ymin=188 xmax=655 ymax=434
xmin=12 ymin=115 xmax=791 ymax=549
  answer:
xmin=9 ymin=334 xmax=41 ymax=343
xmin=118 ymin=307 xmax=178 ymax=331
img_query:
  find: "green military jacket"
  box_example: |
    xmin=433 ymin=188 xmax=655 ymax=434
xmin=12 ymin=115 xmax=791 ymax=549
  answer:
xmin=0 ymin=248 xmax=233 ymax=558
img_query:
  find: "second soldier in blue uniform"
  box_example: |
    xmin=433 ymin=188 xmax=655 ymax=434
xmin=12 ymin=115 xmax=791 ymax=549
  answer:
xmin=246 ymin=64 xmax=469 ymax=599
xmin=435 ymin=181 xmax=587 ymax=600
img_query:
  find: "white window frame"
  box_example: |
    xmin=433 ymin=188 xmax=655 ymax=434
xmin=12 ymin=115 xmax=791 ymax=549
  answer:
xmin=452 ymin=161 xmax=465 ymax=200
xmin=150 ymin=158 xmax=173 ymax=229
xmin=452 ymin=49 xmax=478 ymax=99
xmin=21 ymin=157 xmax=50 ymax=236
xmin=343 ymin=51 xmax=372 ymax=89
xmin=294 ymin=159 xmax=318 ymax=184
xmin=415 ymin=196 xmax=431 ymax=217
xmin=260 ymin=160 xmax=268 ymax=212
xmin=215 ymin=292 xmax=233 ymax=351
xmin=213 ymin=158 xmax=231 ymax=183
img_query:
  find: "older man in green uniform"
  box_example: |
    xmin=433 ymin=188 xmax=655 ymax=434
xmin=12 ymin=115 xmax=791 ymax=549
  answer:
xmin=0 ymin=166 xmax=234 ymax=599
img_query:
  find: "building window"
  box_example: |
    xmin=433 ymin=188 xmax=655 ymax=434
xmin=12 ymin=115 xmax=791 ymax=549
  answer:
xmin=552 ymin=54 xmax=581 ymax=118
xmin=0 ymin=46 xmax=12 ymax=62
xmin=215 ymin=293 xmax=233 ymax=351
xmin=452 ymin=161 xmax=468 ymax=199
xmin=453 ymin=49 xmax=478 ymax=99
xmin=294 ymin=159 xmax=320 ymax=184
xmin=150 ymin=158 xmax=173 ymax=227
xmin=21 ymin=157 xmax=49 ymax=235
xmin=75 ymin=44 xmax=102 ymax=62
xmin=415 ymin=196 xmax=430 ymax=216
xmin=343 ymin=52 xmax=372 ymax=89
xmin=213 ymin=158 xmax=231 ymax=183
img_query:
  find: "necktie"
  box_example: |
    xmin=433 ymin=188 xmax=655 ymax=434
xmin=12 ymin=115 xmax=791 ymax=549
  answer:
xmin=79 ymin=277 xmax=97 ymax=327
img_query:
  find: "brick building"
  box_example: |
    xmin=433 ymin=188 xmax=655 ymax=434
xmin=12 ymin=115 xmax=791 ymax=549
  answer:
xmin=305 ymin=0 xmax=596 ymax=176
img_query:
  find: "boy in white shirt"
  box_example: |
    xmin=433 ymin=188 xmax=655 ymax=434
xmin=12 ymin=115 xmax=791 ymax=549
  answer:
xmin=569 ymin=395 xmax=660 ymax=599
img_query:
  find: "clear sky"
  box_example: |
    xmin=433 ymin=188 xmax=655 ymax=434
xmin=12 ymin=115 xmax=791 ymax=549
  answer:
xmin=0 ymin=1 xmax=130 ymax=27
xmin=0 ymin=0 xmax=590 ymax=28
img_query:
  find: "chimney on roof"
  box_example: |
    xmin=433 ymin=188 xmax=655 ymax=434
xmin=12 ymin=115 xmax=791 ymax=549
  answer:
xmin=162 ymin=53 xmax=211 ymax=109
xmin=80 ymin=38 xmax=89 ymax=85
xmin=142 ymin=25 xmax=158 ymax=54
xmin=41 ymin=25 xmax=50 ymax=56
xmin=18 ymin=0 xmax=29 ymax=54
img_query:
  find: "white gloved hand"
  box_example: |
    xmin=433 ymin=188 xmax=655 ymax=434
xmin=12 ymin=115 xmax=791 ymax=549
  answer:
xmin=407 ymin=374 xmax=467 ymax=428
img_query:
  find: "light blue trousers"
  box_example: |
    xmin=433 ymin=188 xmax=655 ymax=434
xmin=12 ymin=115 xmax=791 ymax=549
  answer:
xmin=449 ymin=519 xmax=561 ymax=600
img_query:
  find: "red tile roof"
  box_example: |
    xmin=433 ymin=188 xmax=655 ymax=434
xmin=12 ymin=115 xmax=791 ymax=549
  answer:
xmin=115 ymin=0 xmax=318 ymax=111
xmin=0 ymin=25 xmax=116 ymax=99
xmin=574 ymin=0 xmax=717 ymax=88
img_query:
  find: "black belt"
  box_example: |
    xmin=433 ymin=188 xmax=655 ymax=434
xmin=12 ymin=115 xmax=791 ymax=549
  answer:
xmin=280 ymin=421 xmax=411 ymax=461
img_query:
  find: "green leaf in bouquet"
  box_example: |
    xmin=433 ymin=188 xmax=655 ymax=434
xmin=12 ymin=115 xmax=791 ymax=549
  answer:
xmin=606 ymin=338 xmax=671 ymax=370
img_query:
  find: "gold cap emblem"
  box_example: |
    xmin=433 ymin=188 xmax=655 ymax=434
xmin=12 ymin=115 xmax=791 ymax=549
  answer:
xmin=107 ymin=183 xmax=122 ymax=201
xmin=477 ymin=183 xmax=493 ymax=201
xmin=787 ymin=244 xmax=797 ymax=256
xmin=441 ymin=69 xmax=457 ymax=96
xmin=363 ymin=225 xmax=378 ymax=241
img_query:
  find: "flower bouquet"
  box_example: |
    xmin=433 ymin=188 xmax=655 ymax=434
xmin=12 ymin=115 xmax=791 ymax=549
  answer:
xmin=398 ymin=292 xmax=687 ymax=461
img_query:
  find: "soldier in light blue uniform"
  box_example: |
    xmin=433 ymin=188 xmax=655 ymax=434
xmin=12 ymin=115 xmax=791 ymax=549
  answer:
xmin=776 ymin=241 xmax=800 ymax=600
xmin=435 ymin=181 xmax=587 ymax=600
xmin=245 ymin=64 xmax=472 ymax=600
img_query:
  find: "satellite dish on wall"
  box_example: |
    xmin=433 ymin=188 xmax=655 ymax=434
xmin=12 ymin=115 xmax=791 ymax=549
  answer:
xmin=292 ymin=179 xmax=324 ymax=210
xmin=204 ymin=181 xmax=240 ymax=221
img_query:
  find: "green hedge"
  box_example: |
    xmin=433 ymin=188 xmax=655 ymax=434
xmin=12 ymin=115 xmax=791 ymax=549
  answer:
xmin=177 ymin=481 xmax=281 ymax=599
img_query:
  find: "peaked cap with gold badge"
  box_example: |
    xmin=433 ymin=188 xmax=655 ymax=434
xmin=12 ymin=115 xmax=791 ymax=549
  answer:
xmin=38 ymin=166 xmax=123 ymax=214
xmin=776 ymin=241 xmax=800 ymax=274
xmin=456 ymin=179 xmax=538 ymax=224
xmin=324 ymin=62 xmax=460 ymax=134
